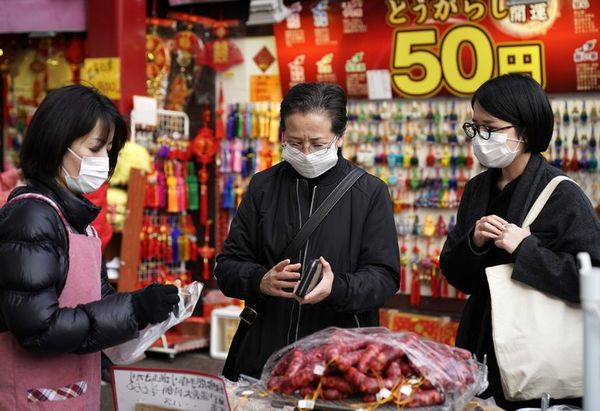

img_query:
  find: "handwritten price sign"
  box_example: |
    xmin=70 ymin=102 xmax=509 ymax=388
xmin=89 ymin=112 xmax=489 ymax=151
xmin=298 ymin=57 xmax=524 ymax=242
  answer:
xmin=81 ymin=57 xmax=121 ymax=100
xmin=111 ymin=367 xmax=231 ymax=411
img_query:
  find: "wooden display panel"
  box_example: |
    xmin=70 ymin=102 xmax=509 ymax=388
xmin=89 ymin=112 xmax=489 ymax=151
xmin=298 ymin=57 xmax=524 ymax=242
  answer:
xmin=117 ymin=167 xmax=146 ymax=292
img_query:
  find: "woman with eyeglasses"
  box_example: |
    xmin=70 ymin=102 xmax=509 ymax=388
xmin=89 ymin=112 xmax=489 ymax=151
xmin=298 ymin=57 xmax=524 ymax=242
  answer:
xmin=215 ymin=82 xmax=400 ymax=380
xmin=440 ymin=74 xmax=600 ymax=410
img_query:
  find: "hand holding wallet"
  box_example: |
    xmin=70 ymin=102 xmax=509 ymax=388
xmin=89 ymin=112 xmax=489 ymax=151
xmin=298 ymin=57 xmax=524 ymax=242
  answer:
xmin=295 ymin=259 xmax=323 ymax=298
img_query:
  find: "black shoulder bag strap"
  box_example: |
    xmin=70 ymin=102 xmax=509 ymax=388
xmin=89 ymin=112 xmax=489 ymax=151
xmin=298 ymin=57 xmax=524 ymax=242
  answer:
xmin=281 ymin=167 xmax=366 ymax=260
xmin=222 ymin=168 xmax=366 ymax=381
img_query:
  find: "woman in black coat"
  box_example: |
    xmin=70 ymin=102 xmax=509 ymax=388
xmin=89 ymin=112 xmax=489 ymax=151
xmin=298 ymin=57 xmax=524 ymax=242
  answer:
xmin=440 ymin=74 xmax=600 ymax=410
xmin=215 ymin=83 xmax=400 ymax=380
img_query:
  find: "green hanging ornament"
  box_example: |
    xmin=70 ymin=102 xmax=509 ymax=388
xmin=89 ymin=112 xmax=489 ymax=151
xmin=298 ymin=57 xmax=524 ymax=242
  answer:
xmin=186 ymin=161 xmax=199 ymax=211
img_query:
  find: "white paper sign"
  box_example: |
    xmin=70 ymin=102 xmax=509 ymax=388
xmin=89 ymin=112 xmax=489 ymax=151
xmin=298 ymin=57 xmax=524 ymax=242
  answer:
xmin=367 ymin=69 xmax=392 ymax=100
xmin=112 ymin=367 xmax=231 ymax=411
xmin=133 ymin=95 xmax=158 ymax=127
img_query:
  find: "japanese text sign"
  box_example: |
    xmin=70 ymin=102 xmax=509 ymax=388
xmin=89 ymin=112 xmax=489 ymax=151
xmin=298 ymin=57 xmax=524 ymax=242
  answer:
xmin=111 ymin=367 xmax=231 ymax=411
xmin=274 ymin=0 xmax=600 ymax=97
xmin=81 ymin=57 xmax=121 ymax=100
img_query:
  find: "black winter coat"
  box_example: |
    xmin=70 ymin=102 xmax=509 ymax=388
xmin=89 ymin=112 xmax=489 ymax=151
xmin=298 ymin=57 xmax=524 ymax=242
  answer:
xmin=215 ymin=155 xmax=400 ymax=378
xmin=440 ymin=154 xmax=600 ymax=410
xmin=0 ymin=179 xmax=139 ymax=353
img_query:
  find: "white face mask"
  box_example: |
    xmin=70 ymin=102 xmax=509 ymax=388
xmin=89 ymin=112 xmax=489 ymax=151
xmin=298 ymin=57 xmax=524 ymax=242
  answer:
xmin=471 ymin=132 xmax=522 ymax=169
xmin=282 ymin=138 xmax=339 ymax=179
xmin=63 ymin=148 xmax=110 ymax=194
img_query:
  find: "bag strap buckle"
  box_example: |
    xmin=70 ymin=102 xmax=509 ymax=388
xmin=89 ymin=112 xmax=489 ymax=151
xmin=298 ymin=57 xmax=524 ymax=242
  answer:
xmin=239 ymin=306 xmax=257 ymax=325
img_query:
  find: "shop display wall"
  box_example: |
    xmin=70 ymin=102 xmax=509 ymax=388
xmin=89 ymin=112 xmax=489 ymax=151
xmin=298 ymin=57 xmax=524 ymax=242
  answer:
xmin=215 ymin=95 xmax=600 ymax=343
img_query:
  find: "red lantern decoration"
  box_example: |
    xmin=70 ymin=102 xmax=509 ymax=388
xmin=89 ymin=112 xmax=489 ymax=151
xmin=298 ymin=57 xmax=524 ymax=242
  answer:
xmin=191 ymin=108 xmax=218 ymax=280
xmin=64 ymin=35 xmax=85 ymax=84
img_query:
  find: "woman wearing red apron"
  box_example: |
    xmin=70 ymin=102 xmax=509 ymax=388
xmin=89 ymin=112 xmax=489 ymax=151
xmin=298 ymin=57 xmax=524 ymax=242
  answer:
xmin=0 ymin=85 xmax=180 ymax=410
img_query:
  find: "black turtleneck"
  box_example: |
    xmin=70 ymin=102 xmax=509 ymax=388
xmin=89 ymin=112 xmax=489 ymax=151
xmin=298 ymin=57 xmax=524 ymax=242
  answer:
xmin=294 ymin=149 xmax=345 ymax=203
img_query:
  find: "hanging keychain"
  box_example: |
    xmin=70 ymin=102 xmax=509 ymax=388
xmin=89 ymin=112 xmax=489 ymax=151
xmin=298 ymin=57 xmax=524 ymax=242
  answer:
xmin=571 ymin=102 xmax=580 ymax=124
xmin=561 ymin=146 xmax=570 ymax=172
xmin=422 ymin=214 xmax=435 ymax=237
xmin=410 ymin=242 xmax=421 ymax=307
xmin=186 ymin=161 xmax=199 ymax=211
xmin=176 ymin=162 xmax=187 ymax=212
xmin=563 ymin=101 xmax=570 ymax=125
xmin=580 ymin=135 xmax=589 ymax=171
xmin=581 ymin=101 xmax=589 ymax=124
xmin=464 ymin=144 xmax=474 ymax=170
xmin=145 ymin=168 xmax=159 ymax=208
xmin=157 ymin=161 xmax=167 ymax=209
xmin=198 ymin=220 xmax=215 ymax=281
xmin=570 ymin=128 xmax=580 ymax=172
xmin=171 ymin=215 xmax=181 ymax=264
xmin=590 ymin=103 xmax=599 ymax=123
xmin=589 ymin=126 xmax=598 ymax=172
xmin=552 ymin=129 xmax=563 ymax=169
xmin=246 ymin=102 xmax=253 ymax=139
xmin=435 ymin=215 xmax=447 ymax=238
xmin=166 ymin=161 xmax=179 ymax=213
xmin=399 ymin=239 xmax=408 ymax=294
xmin=178 ymin=215 xmax=190 ymax=262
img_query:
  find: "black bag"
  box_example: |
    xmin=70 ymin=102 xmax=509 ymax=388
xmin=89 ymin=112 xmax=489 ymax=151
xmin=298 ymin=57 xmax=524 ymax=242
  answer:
xmin=222 ymin=168 xmax=365 ymax=381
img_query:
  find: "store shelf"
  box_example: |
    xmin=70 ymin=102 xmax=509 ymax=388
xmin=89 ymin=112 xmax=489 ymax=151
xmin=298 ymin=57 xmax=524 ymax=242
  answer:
xmin=384 ymin=294 xmax=466 ymax=320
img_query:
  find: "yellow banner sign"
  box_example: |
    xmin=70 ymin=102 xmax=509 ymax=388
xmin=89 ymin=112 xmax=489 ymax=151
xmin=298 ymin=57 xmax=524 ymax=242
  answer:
xmin=81 ymin=57 xmax=121 ymax=100
xmin=250 ymin=74 xmax=282 ymax=102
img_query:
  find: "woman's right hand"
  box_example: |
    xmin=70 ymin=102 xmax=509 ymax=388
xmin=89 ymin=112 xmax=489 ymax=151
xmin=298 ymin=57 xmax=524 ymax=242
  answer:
xmin=473 ymin=214 xmax=509 ymax=249
xmin=260 ymin=259 xmax=301 ymax=298
xmin=131 ymin=284 xmax=180 ymax=326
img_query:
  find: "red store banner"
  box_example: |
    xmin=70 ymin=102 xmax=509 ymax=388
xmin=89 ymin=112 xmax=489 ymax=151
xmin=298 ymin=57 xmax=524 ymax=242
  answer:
xmin=274 ymin=0 xmax=600 ymax=98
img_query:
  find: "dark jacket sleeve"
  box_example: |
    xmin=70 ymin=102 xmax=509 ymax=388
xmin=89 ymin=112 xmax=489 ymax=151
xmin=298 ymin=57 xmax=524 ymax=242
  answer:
xmin=214 ymin=177 xmax=268 ymax=302
xmin=511 ymin=181 xmax=600 ymax=303
xmin=328 ymin=179 xmax=400 ymax=313
xmin=100 ymin=256 xmax=115 ymax=298
xmin=440 ymin=178 xmax=491 ymax=294
xmin=0 ymin=200 xmax=139 ymax=354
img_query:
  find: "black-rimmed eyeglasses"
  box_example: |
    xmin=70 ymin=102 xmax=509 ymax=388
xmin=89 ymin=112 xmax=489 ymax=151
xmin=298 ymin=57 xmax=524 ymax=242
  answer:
xmin=462 ymin=122 xmax=514 ymax=140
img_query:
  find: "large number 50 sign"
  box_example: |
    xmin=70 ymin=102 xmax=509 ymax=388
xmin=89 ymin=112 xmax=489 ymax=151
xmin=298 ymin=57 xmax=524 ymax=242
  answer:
xmin=391 ymin=24 xmax=545 ymax=97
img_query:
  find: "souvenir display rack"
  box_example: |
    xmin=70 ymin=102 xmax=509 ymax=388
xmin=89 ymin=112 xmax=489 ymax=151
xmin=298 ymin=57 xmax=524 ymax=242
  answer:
xmin=216 ymin=101 xmax=281 ymax=250
xmin=123 ymin=108 xmax=210 ymax=357
xmin=216 ymin=95 xmax=600 ymax=321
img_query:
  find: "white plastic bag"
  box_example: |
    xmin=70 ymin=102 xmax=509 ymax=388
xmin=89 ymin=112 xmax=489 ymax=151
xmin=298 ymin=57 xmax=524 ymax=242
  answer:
xmin=103 ymin=281 xmax=203 ymax=364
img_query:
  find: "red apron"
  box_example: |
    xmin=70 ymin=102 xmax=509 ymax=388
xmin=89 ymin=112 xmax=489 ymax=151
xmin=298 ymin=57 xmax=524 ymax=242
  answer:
xmin=0 ymin=193 xmax=102 ymax=410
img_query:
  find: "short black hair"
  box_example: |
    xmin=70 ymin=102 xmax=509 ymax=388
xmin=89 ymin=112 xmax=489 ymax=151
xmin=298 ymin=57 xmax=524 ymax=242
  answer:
xmin=20 ymin=85 xmax=127 ymax=182
xmin=471 ymin=74 xmax=553 ymax=153
xmin=280 ymin=82 xmax=348 ymax=136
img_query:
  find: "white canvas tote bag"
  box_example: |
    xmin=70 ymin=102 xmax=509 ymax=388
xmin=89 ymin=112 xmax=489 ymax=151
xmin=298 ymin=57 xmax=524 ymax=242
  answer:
xmin=486 ymin=176 xmax=583 ymax=401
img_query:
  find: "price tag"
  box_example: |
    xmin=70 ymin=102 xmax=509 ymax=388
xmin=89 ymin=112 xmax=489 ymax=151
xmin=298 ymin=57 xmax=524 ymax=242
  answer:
xmin=298 ymin=399 xmax=316 ymax=409
xmin=313 ymin=364 xmax=325 ymax=376
xmin=376 ymin=388 xmax=392 ymax=401
xmin=400 ymin=385 xmax=413 ymax=396
xmin=111 ymin=366 xmax=231 ymax=411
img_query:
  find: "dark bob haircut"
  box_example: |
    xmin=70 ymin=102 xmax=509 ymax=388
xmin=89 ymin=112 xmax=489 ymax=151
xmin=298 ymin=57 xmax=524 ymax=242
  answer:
xmin=471 ymin=74 xmax=553 ymax=153
xmin=20 ymin=85 xmax=127 ymax=182
xmin=280 ymin=82 xmax=348 ymax=137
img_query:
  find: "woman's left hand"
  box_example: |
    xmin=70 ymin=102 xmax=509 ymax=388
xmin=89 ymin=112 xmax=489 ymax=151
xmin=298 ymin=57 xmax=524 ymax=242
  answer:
xmin=494 ymin=224 xmax=531 ymax=254
xmin=296 ymin=256 xmax=334 ymax=305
